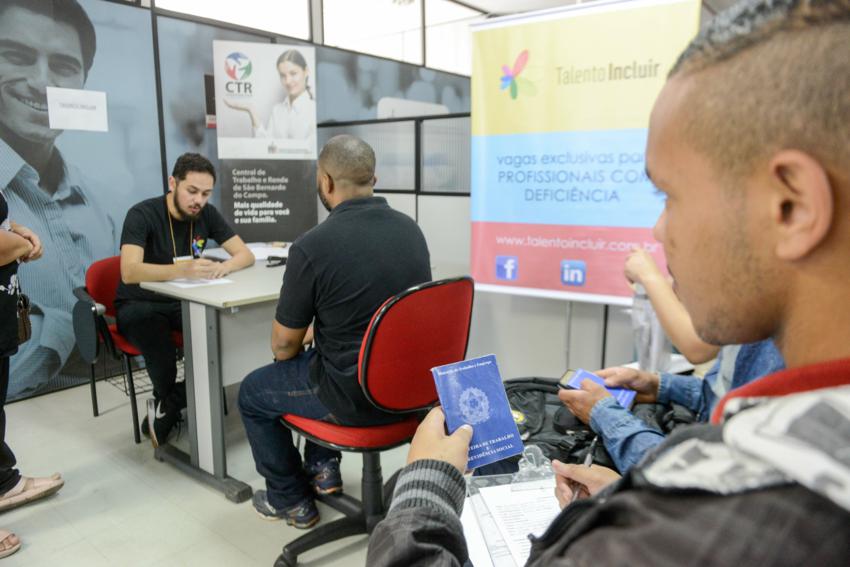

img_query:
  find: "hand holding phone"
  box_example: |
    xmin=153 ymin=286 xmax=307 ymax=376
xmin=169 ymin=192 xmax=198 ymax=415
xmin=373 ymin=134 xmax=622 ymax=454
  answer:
xmin=559 ymin=369 xmax=637 ymax=408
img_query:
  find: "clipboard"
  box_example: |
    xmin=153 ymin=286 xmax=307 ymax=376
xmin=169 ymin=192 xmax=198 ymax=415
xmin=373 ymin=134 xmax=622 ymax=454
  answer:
xmin=465 ymin=447 xmax=560 ymax=567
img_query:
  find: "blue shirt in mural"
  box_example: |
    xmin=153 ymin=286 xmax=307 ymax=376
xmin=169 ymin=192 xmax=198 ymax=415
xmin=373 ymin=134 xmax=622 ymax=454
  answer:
xmin=0 ymin=138 xmax=119 ymax=398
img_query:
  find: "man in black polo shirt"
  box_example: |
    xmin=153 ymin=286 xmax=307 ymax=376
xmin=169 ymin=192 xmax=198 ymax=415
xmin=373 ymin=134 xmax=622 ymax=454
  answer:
xmin=116 ymin=153 xmax=254 ymax=447
xmin=238 ymin=135 xmax=431 ymax=528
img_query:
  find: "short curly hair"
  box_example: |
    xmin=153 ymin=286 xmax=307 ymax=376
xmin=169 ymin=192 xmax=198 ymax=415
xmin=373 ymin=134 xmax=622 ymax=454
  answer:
xmin=172 ymin=153 xmax=216 ymax=184
xmin=668 ymin=0 xmax=850 ymax=178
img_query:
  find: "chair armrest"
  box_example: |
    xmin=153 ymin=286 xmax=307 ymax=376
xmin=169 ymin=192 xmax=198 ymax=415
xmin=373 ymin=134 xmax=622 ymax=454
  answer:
xmin=73 ymin=286 xmax=93 ymax=303
xmin=72 ymin=295 xmax=110 ymax=364
xmin=73 ymin=287 xmax=106 ymax=315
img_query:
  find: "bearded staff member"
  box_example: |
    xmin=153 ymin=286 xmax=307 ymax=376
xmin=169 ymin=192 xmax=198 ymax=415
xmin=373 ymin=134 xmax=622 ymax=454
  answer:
xmin=116 ymin=153 xmax=253 ymax=447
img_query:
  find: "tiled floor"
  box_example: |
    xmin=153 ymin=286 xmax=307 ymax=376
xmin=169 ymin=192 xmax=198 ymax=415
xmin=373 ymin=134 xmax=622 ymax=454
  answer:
xmin=2 ymin=380 xmax=408 ymax=566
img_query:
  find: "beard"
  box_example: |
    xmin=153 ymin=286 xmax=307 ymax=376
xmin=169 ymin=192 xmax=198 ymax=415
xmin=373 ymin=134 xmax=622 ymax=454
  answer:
xmin=176 ymin=200 xmax=202 ymax=220
xmin=318 ymin=186 xmax=332 ymax=212
xmin=688 ymin=224 xmax=772 ymax=347
xmin=173 ymin=187 xmax=203 ymax=220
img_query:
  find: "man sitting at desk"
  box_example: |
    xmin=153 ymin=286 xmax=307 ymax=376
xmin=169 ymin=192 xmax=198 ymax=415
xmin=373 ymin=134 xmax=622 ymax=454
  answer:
xmin=115 ymin=153 xmax=253 ymax=448
xmin=238 ymin=135 xmax=431 ymax=528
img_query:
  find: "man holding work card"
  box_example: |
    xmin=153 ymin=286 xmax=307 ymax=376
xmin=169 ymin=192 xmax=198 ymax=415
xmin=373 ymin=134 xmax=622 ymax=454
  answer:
xmin=366 ymin=1 xmax=850 ymax=564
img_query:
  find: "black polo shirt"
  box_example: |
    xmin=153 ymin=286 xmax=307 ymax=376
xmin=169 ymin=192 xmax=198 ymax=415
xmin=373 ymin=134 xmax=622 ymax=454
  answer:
xmin=115 ymin=195 xmax=235 ymax=305
xmin=275 ymin=196 xmax=431 ymax=425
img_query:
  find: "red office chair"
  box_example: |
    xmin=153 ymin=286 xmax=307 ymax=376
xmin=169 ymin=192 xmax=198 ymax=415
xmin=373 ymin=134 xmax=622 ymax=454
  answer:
xmin=72 ymin=256 xmax=182 ymax=444
xmin=274 ymin=276 xmax=475 ymax=567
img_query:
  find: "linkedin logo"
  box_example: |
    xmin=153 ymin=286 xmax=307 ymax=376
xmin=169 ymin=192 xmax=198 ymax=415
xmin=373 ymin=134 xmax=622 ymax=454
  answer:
xmin=495 ymin=256 xmax=519 ymax=281
xmin=560 ymin=260 xmax=586 ymax=286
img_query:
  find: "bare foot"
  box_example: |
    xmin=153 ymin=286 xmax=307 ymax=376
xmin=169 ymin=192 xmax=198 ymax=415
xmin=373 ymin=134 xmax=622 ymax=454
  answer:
xmin=0 ymin=474 xmax=64 ymax=512
xmin=0 ymin=529 xmax=21 ymax=558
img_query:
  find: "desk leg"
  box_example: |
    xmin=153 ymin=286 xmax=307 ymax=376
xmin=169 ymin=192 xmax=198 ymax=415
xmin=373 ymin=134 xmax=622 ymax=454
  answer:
xmin=155 ymin=301 xmax=252 ymax=503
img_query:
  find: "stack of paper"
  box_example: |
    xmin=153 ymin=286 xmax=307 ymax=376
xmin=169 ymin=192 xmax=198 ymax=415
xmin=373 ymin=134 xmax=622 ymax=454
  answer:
xmin=463 ymin=478 xmax=561 ymax=566
xmin=167 ymin=278 xmax=233 ymax=289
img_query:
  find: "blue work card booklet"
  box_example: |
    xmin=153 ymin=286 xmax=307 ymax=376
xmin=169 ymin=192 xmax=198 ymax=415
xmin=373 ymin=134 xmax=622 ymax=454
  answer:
xmin=564 ymin=368 xmax=637 ymax=408
xmin=431 ymin=354 xmax=523 ymax=470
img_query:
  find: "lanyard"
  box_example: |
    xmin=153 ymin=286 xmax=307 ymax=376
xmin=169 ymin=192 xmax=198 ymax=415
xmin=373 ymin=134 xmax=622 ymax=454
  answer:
xmin=166 ymin=199 xmax=193 ymax=259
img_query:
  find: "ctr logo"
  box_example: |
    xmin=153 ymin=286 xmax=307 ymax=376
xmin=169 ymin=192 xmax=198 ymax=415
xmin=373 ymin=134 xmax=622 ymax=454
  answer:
xmin=225 ymin=52 xmax=252 ymax=81
xmin=495 ymin=256 xmax=519 ymax=281
xmin=561 ymin=260 xmax=586 ymax=286
xmin=500 ymin=50 xmax=536 ymax=100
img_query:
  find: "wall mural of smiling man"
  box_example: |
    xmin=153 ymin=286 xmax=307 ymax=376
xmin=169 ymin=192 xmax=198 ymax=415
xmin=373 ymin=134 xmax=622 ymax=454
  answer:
xmin=0 ymin=0 xmax=122 ymax=399
xmin=0 ymin=0 xmax=162 ymax=399
xmin=0 ymin=0 xmax=94 ymax=197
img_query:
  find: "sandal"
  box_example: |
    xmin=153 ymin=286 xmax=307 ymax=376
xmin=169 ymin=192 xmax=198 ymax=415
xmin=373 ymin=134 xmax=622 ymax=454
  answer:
xmin=0 ymin=529 xmax=20 ymax=559
xmin=0 ymin=474 xmax=64 ymax=513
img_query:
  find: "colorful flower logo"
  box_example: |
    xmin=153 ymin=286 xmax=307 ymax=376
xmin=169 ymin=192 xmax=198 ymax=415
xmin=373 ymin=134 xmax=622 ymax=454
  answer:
xmin=192 ymin=236 xmax=207 ymax=257
xmin=225 ymin=52 xmax=252 ymax=81
xmin=500 ymin=50 xmax=536 ymax=99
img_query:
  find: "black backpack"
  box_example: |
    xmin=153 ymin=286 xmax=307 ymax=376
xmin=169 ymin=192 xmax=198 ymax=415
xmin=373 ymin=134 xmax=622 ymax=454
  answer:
xmin=504 ymin=377 xmax=697 ymax=470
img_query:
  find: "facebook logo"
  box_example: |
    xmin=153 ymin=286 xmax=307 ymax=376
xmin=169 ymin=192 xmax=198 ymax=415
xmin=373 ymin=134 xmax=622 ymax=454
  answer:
xmin=495 ymin=256 xmax=519 ymax=281
xmin=561 ymin=260 xmax=586 ymax=286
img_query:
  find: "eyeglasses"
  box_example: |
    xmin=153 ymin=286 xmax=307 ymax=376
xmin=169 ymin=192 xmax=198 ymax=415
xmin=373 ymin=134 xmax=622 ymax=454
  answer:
xmin=266 ymin=256 xmax=287 ymax=268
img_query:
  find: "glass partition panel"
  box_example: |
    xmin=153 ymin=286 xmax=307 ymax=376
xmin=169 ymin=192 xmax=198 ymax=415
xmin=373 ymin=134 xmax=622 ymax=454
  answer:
xmin=425 ymin=0 xmax=483 ymax=76
xmin=421 ymin=116 xmax=470 ymax=193
xmin=319 ymin=122 xmax=417 ymax=191
xmin=323 ymin=0 xmax=423 ymax=65
xmin=156 ymin=0 xmax=311 ymax=39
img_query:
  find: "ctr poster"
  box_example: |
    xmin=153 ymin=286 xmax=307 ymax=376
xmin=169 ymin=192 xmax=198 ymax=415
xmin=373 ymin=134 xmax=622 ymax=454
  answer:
xmin=213 ymin=41 xmax=318 ymax=241
xmin=470 ymin=0 xmax=700 ymax=304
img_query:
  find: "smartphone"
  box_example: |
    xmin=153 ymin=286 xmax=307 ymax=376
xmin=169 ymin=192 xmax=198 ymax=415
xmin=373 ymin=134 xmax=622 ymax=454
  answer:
xmin=558 ymin=368 xmax=637 ymax=408
xmin=558 ymin=369 xmax=578 ymax=389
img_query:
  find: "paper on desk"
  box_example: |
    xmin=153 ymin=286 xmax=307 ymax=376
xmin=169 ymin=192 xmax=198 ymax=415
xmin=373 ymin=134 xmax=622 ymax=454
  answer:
xmin=478 ymin=479 xmax=561 ymax=566
xmin=466 ymin=493 xmax=518 ymax=567
xmin=168 ymin=278 xmax=233 ymax=288
xmin=461 ymin=497 xmax=497 ymax=567
xmin=247 ymin=245 xmax=289 ymax=261
xmin=203 ymin=243 xmax=288 ymax=262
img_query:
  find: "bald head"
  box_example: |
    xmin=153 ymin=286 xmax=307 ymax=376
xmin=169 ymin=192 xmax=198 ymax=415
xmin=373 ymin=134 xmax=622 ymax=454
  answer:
xmin=318 ymin=135 xmax=376 ymax=191
xmin=669 ymin=0 xmax=850 ymax=181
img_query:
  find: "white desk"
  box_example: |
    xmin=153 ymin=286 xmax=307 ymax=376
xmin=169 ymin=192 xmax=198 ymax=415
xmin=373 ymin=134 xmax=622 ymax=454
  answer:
xmin=141 ymin=263 xmax=283 ymax=502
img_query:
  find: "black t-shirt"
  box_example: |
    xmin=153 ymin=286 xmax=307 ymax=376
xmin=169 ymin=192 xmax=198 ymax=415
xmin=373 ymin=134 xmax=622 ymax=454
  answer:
xmin=115 ymin=195 xmax=235 ymax=305
xmin=0 ymin=192 xmax=20 ymax=356
xmin=276 ymin=196 xmax=432 ymax=426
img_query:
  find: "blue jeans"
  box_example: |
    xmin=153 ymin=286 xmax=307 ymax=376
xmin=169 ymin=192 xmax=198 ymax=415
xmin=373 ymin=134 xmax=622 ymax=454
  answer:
xmin=238 ymin=350 xmax=341 ymax=509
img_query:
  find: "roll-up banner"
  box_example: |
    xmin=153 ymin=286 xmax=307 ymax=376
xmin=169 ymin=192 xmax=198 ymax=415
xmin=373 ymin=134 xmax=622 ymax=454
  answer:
xmin=470 ymin=0 xmax=700 ymax=305
xmin=213 ymin=41 xmax=318 ymax=242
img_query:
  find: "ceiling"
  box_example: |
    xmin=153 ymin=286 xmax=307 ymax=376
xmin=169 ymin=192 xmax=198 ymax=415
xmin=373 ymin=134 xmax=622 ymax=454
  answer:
xmin=459 ymin=0 xmax=740 ymax=17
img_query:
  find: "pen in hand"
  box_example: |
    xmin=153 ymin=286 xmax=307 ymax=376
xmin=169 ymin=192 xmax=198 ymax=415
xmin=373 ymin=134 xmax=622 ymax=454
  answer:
xmin=569 ymin=435 xmax=599 ymax=504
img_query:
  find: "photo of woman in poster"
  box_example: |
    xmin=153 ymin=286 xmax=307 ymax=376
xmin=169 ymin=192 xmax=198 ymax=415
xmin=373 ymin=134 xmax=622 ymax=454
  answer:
xmin=224 ymin=49 xmax=316 ymax=142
